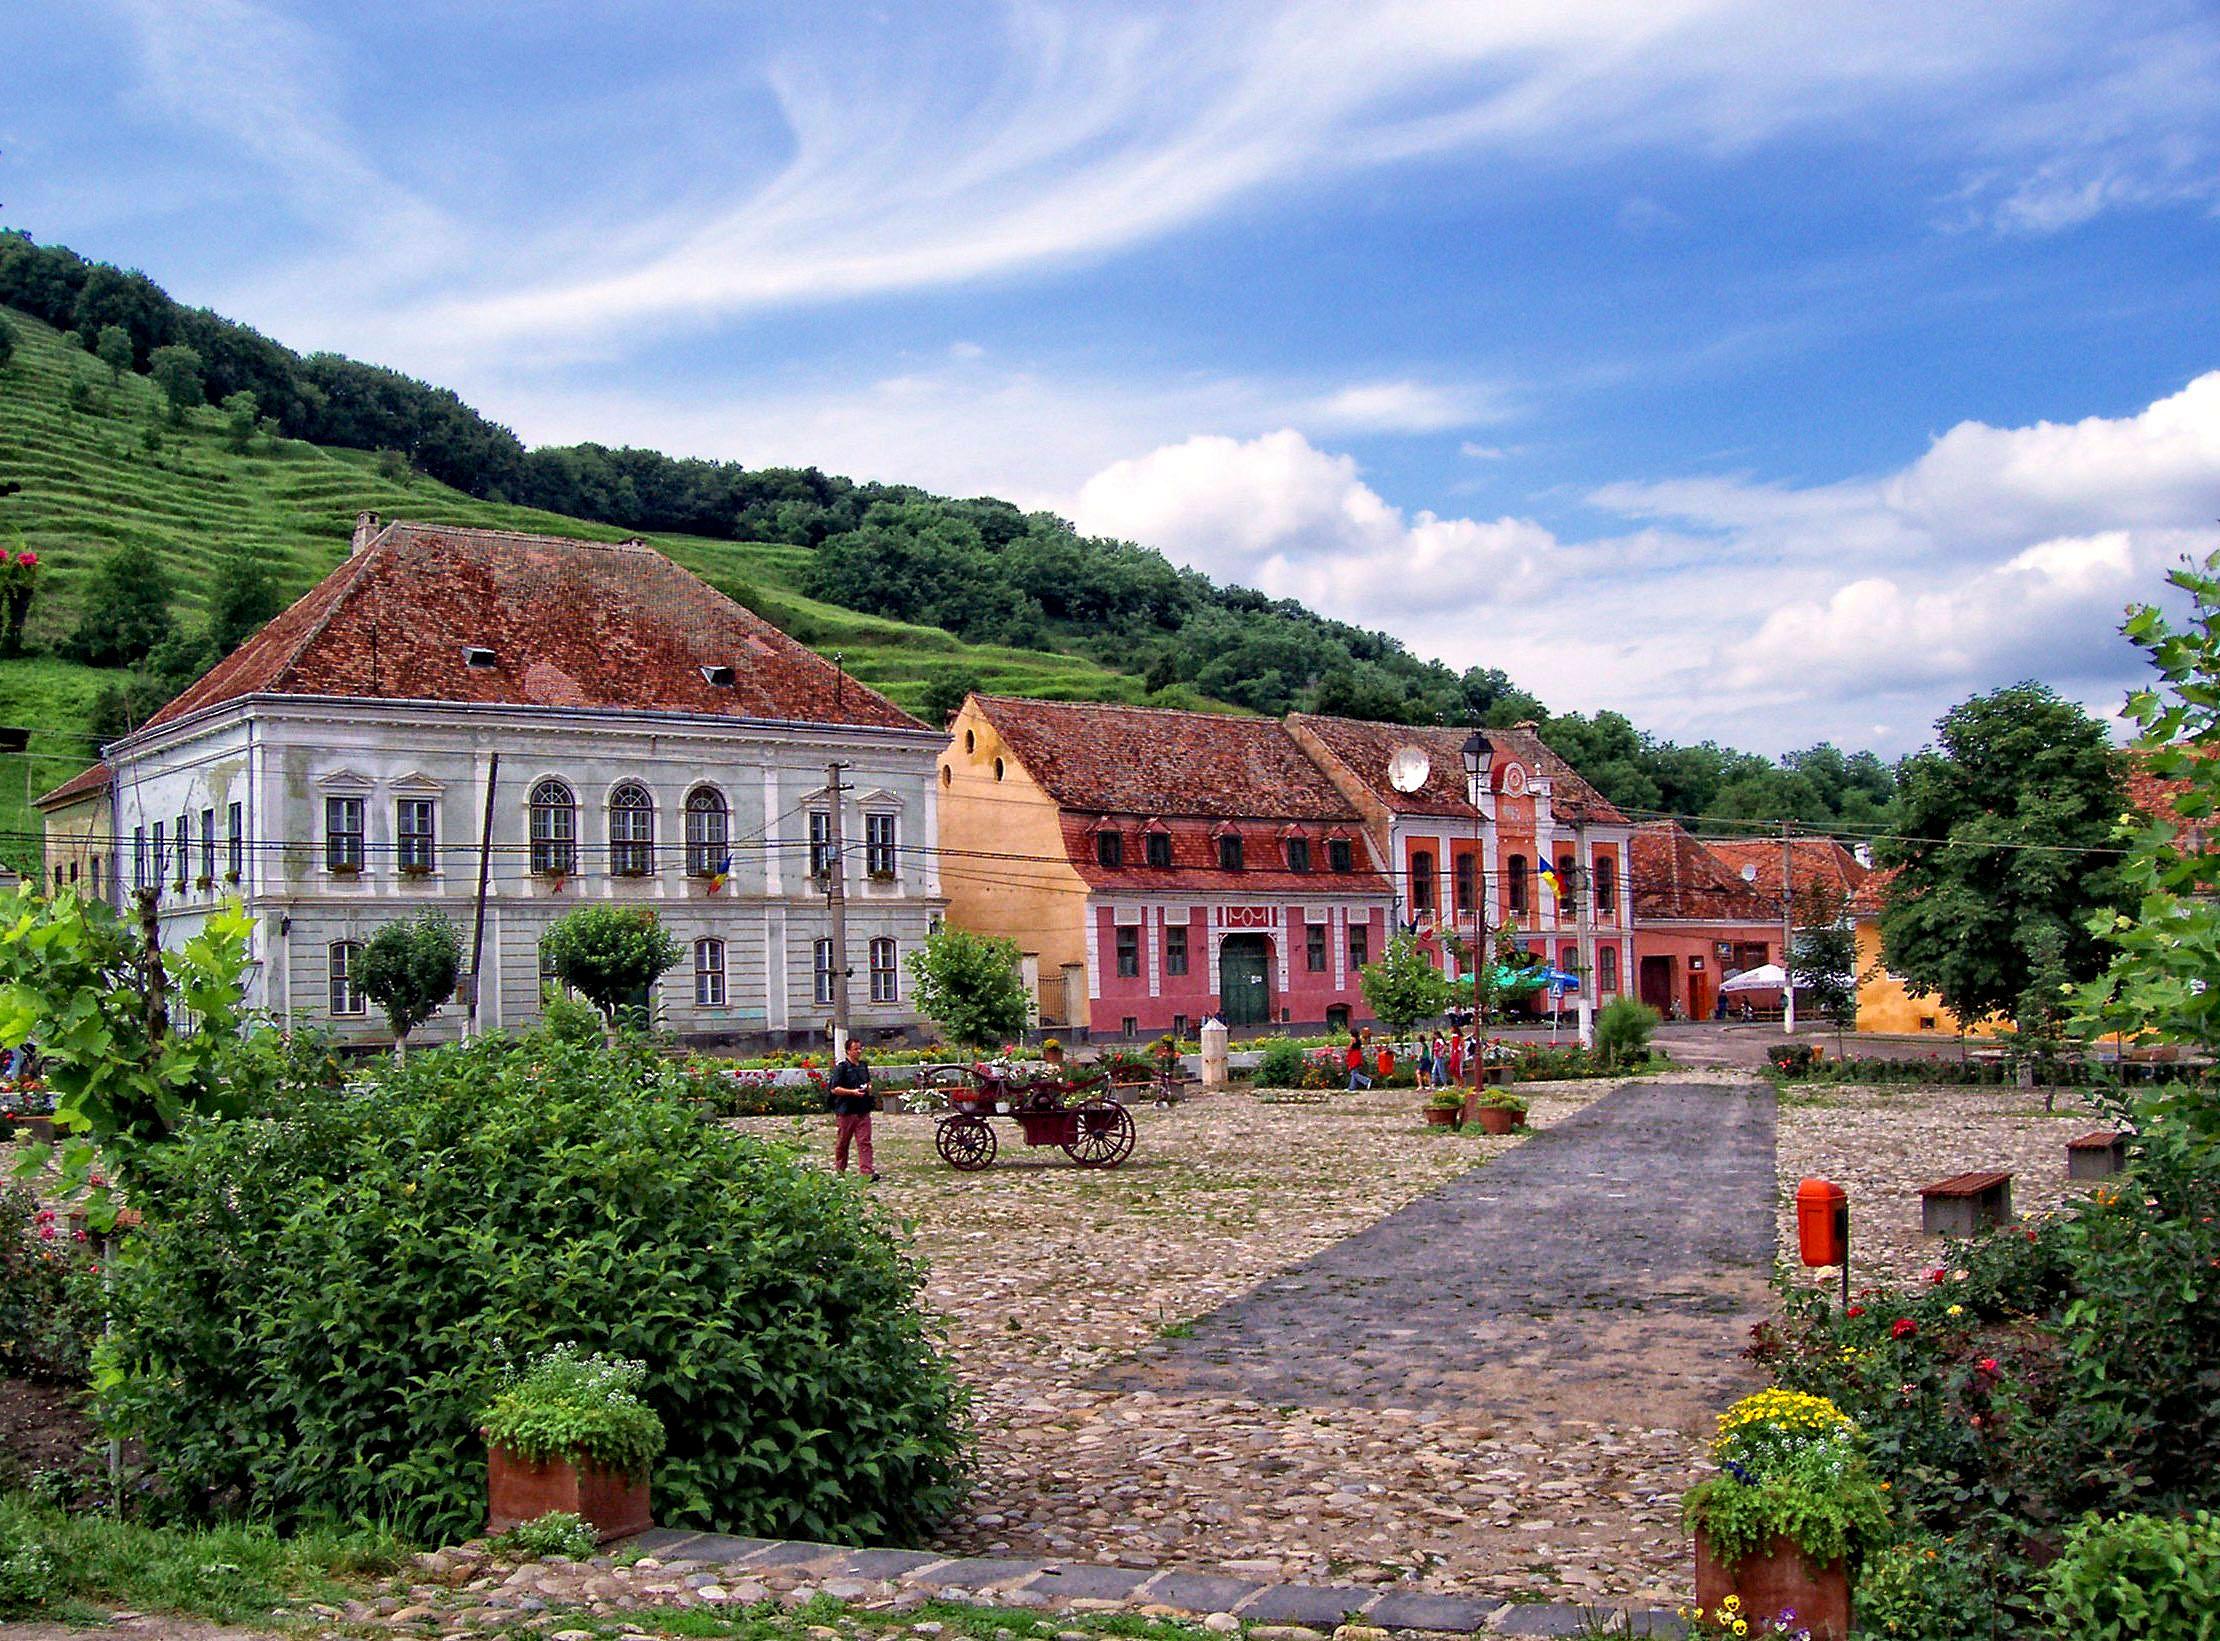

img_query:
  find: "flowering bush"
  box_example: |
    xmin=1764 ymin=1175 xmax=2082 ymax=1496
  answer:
xmin=1682 ymin=1389 xmax=1891 ymax=1568
xmin=0 ymin=547 xmax=38 ymax=659
xmin=0 ymin=1183 xmax=99 ymax=1381
xmin=1854 ymin=1534 xmax=1994 ymax=1639
xmin=478 ymin=1344 xmax=666 ymax=1480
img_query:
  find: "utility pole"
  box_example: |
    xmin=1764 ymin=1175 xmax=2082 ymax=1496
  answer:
xmin=826 ymin=760 xmax=852 ymax=1058
xmin=1781 ymin=819 xmax=1798 ymax=1037
xmin=465 ymin=751 xmax=500 ymax=1039
xmin=1573 ymin=807 xmax=1595 ymax=1050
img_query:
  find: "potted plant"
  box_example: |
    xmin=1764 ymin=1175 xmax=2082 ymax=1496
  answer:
xmin=1042 ymin=1037 xmax=1065 ymax=1067
xmin=1423 ymin=1090 xmax=1465 ymax=1128
xmin=1468 ymin=1089 xmax=1529 ymax=1134
xmin=1681 ymin=1389 xmax=1890 ymax=1641
xmin=479 ymin=1344 xmax=664 ymax=1543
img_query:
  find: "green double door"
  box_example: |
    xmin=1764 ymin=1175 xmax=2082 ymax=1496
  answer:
xmin=1219 ymin=934 xmax=1272 ymax=1027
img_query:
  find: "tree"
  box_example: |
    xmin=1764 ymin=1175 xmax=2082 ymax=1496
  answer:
xmin=1358 ymin=932 xmax=1453 ymax=1040
xmin=1789 ymin=893 xmax=1859 ymax=1051
xmin=0 ymin=547 xmax=37 ymax=658
xmin=148 ymin=342 xmax=204 ymax=425
xmin=1878 ymin=684 xmax=2123 ymax=1027
xmin=95 ymin=323 xmax=133 ymax=384
xmin=0 ymin=314 xmax=14 ymax=372
xmin=2076 ymin=550 xmax=2220 ymax=1128
xmin=540 ymin=905 xmax=679 ymax=1032
xmin=221 ymin=389 xmax=259 ymax=454
xmin=63 ymin=540 xmax=175 ymax=667
xmin=919 ymin=669 xmax=982 ymax=727
xmin=208 ymin=550 xmax=283 ymax=652
xmin=904 ymin=926 xmax=1029 ymax=1049
xmin=358 ymin=911 xmax=461 ymax=1057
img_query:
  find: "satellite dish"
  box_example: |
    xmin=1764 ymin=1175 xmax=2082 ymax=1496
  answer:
xmin=1386 ymin=746 xmax=1432 ymax=793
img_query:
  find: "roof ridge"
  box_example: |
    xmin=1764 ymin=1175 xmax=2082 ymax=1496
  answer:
xmin=974 ymin=693 xmax=1262 ymax=723
xmin=388 ymin=520 xmax=654 ymax=552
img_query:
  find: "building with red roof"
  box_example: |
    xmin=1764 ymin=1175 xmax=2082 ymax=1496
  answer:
xmin=1627 ymin=822 xmax=1783 ymax=1021
xmin=939 ymin=695 xmax=1393 ymax=1038
xmin=90 ymin=516 xmax=948 ymax=1047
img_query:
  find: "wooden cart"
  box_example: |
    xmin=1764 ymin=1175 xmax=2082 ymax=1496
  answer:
xmin=920 ymin=1065 xmax=1137 ymax=1171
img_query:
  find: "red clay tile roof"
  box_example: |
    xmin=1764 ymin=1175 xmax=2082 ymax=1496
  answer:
xmin=1850 ymin=862 xmax=1899 ymax=918
xmin=34 ymin=760 xmax=111 ymax=810
xmin=137 ymin=522 xmax=921 ymax=734
xmin=1698 ymin=835 xmax=1869 ymax=909
xmin=1630 ymin=822 xmax=1776 ymax=922
xmin=1287 ymin=715 xmax=1627 ymax=824
xmin=974 ymin=696 xmax=1357 ymax=822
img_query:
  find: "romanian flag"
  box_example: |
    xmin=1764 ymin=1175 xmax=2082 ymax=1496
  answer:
xmin=1537 ymin=858 xmax=1565 ymax=900
xmin=708 ymin=853 xmax=732 ymax=894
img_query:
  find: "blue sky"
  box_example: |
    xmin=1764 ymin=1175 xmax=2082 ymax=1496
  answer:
xmin=8 ymin=1 xmax=2220 ymax=754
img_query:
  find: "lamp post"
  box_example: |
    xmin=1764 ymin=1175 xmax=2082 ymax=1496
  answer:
xmin=1461 ymin=731 xmax=1494 ymax=1030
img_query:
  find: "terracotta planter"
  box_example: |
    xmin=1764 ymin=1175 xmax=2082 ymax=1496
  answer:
xmin=1470 ymin=1104 xmax=1522 ymax=1135
xmin=1694 ymin=1531 xmax=1850 ymax=1641
xmin=485 ymin=1440 xmax=651 ymax=1543
xmin=14 ymin=1114 xmax=57 ymax=1144
xmin=1422 ymin=1105 xmax=1462 ymax=1128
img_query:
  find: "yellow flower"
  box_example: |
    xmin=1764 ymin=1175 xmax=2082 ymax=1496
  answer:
xmin=1946 ymin=1304 xmax=1963 ymax=1317
xmin=1721 ymin=1595 xmax=1742 ymax=1612
xmin=1733 ymin=1623 xmax=1748 ymax=1637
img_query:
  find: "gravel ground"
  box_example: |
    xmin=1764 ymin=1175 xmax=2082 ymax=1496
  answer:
xmin=1772 ymin=1080 xmax=2111 ymax=1294
xmin=738 ymin=1071 xmax=1760 ymax=1611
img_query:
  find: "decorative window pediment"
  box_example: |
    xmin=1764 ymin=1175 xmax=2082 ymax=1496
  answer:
xmin=390 ymin=771 xmax=446 ymax=794
xmin=316 ymin=768 xmax=375 ymax=794
xmin=853 ymin=786 xmax=906 ymax=811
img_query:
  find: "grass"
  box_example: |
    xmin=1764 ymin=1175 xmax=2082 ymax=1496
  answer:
xmin=0 ymin=305 xmax=1169 ymax=876
xmin=0 ymin=1490 xmax=408 ymax=1622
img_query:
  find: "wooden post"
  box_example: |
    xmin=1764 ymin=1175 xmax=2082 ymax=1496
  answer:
xmin=465 ymin=752 xmax=500 ymax=1037
xmin=827 ymin=760 xmax=851 ymax=1059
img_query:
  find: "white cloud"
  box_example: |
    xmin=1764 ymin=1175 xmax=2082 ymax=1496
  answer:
xmin=1302 ymin=380 xmax=1502 ymax=434
xmin=1066 ymin=375 xmax=2220 ymax=751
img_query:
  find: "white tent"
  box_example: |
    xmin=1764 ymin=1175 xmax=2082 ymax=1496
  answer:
xmin=1720 ymin=962 xmax=1789 ymax=993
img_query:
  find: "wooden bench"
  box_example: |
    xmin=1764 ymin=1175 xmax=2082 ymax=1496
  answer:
xmin=2067 ymin=1131 xmax=2128 ymax=1180
xmin=1921 ymin=1170 xmax=2014 ymax=1237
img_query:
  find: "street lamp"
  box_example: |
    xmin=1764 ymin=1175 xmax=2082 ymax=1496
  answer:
xmin=1461 ymin=732 xmax=1494 ymax=1028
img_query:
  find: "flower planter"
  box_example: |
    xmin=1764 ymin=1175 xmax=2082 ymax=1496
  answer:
xmin=1694 ymin=1531 xmax=1850 ymax=1641
xmin=485 ymin=1439 xmax=651 ymax=1543
xmin=1470 ymin=1104 xmax=1522 ymax=1135
xmin=1422 ymin=1105 xmax=1462 ymax=1128
xmin=14 ymin=1114 xmax=57 ymax=1144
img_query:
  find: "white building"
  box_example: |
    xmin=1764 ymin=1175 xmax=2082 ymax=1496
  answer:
xmin=60 ymin=517 xmax=946 ymax=1049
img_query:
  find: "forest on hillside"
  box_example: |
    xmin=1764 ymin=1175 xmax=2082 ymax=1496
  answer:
xmin=0 ymin=229 xmax=1895 ymax=832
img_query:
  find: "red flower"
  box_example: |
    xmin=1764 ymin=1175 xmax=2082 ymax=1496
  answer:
xmin=15 ymin=550 xmax=35 ymax=567
xmin=1977 ymin=1357 xmax=2000 ymax=1374
xmin=1892 ymin=1317 xmax=1918 ymax=1340
xmin=1926 ymin=1267 xmax=1947 ymax=1284
xmin=1845 ymin=1305 xmax=1865 ymax=1318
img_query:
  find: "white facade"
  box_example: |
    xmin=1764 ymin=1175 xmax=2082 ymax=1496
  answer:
xmin=106 ymin=696 xmax=946 ymax=1048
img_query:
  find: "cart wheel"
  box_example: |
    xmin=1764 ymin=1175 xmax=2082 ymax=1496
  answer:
xmin=1064 ymin=1101 xmax=1135 ymax=1168
xmin=935 ymin=1114 xmax=997 ymax=1171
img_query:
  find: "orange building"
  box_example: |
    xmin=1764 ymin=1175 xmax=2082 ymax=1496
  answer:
xmin=1288 ymin=716 xmax=1636 ymax=1016
xmin=1627 ymin=822 xmax=1779 ymax=1020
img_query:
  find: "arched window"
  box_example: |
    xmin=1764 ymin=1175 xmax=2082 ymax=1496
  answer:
xmin=684 ymin=786 xmax=729 ymax=877
xmin=1593 ymin=853 xmax=1616 ymax=921
xmin=1557 ymin=853 xmax=1577 ymax=915
xmin=1410 ymin=849 xmax=1436 ymax=913
xmin=1599 ymin=945 xmax=1619 ymax=993
xmin=529 ymin=779 xmax=576 ymax=874
xmin=869 ymin=937 xmax=898 ymax=1003
xmin=1507 ymin=854 xmax=1529 ymax=913
xmin=609 ymin=782 xmax=655 ymax=875
xmin=1454 ymin=852 xmax=1476 ymax=914
xmin=329 ymin=940 xmax=365 ymax=1016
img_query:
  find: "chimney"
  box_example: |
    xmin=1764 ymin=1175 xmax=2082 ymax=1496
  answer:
xmin=1513 ymin=719 xmax=1540 ymax=732
xmin=1854 ymin=842 xmax=1874 ymax=868
xmin=352 ymin=511 xmax=381 ymax=554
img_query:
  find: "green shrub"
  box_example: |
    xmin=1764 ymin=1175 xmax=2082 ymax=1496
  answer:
xmin=0 ymin=1184 xmax=97 ymax=1382
xmin=0 ymin=1528 xmax=56 ymax=1617
xmin=2044 ymin=1511 xmax=2220 ymax=1640
xmin=479 ymin=1345 xmax=665 ymax=1479
xmin=489 ymin=1510 xmax=598 ymax=1562
xmin=1254 ymin=1038 xmax=1309 ymax=1089
xmin=1594 ymin=996 xmax=1659 ymax=1066
xmin=99 ymin=1036 xmax=969 ymax=1544
xmin=1855 ymin=1534 xmax=1994 ymax=1640
xmin=536 ymin=990 xmax=604 ymax=1045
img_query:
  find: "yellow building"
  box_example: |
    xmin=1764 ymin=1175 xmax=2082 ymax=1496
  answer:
xmin=32 ymin=761 xmax=112 ymax=902
xmin=1852 ymin=868 xmax=2004 ymax=1036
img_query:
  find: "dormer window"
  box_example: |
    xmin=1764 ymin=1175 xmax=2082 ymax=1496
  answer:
xmin=1217 ymin=833 xmax=1244 ymax=872
xmin=1145 ymin=830 xmax=1173 ymax=869
xmin=462 ymin=645 xmax=498 ymax=669
xmin=1095 ymin=830 xmax=1124 ymax=869
xmin=1285 ymin=837 xmax=1311 ymax=873
xmin=700 ymin=664 xmax=735 ymax=687
xmin=1329 ymin=837 xmax=1354 ymax=873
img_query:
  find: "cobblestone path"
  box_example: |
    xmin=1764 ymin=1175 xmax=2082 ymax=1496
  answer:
xmin=1102 ymin=1079 xmax=1776 ymax=1432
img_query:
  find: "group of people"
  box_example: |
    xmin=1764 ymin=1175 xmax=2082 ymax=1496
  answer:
xmin=1342 ymin=1027 xmax=1481 ymax=1091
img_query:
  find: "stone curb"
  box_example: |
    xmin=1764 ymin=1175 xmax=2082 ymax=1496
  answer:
xmin=625 ymin=1529 xmax=1683 ymax=1637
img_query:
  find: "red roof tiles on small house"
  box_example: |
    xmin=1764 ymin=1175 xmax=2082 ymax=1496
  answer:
xmin=137 ymin=522 xmax=922 ymax=734
xmin=1698 ymin=835 xmax=1870 ymax=909
xmin=972 ymin=696 xmax=1356 ymax=821
xmin=34 ymin=760 xmax=111 ymax=811
xmin=1287 ymin=715 xmax=1627 ymax=823
xmin=1629 ymin=822 xmax=1775 ymax=922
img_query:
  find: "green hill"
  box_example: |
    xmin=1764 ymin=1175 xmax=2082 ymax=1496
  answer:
xmin=0 ymin=306 xmax=1158 ymax=876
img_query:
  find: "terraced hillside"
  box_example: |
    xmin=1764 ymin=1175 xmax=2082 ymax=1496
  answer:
xmin=0 ymin=306 xmax=1160 ymax=876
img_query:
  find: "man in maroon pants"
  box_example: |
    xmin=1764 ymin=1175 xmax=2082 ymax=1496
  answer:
xmin=827 ymin=1039 xmax=878 ymax=1180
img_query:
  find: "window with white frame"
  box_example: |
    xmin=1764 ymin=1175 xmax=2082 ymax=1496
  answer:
xmin=397 ymin=797 xmax=436 ymax=872
xmin=865 ymin=812 xmax=897 ymax=877
xmin=869 ymin=937 xmax=898 ymax=1003
xmin=609 ymin=782 xmax=655 ymax=875
xmin=325 ymin=796 xmax=365 ymax=871
xmin=808 ymin=810 xmax=835 ymax=878
xmin=174 ymin=810 xmax=190 ymax=886
xmin=200 ymin=808 xmax=215 ymax=883
xmin=529 ymin=779 xmax=577 ymax=874
xmin=226 ymin=802 xmax=242 ymax=878
xmin=694 ymin=938 xmax=727 ymax=1007
xmin=329 ymin=940 xmax=365 ymax=1016
xmin=153 ymin=821 xmax=167 ymax=887
xmin=813 ymin=938 xmax=835 ymax=1005
xmin=684 ymin=786 xmax=728 ymax=876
